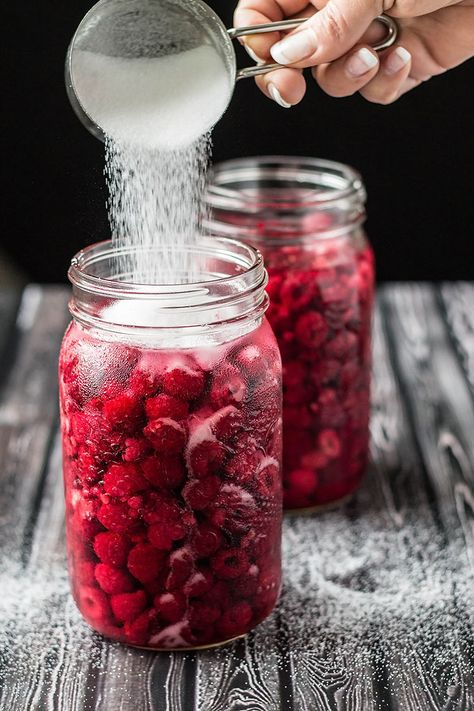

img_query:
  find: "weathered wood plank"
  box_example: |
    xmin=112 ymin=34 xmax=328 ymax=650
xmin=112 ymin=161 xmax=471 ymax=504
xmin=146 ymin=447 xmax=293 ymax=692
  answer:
xmin=381 ymin=284 xmax=474 ymax=710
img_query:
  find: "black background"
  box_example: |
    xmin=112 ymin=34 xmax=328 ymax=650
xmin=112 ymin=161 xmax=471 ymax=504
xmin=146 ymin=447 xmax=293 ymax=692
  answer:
xmin=2 ymin=1 xmax=473 ymax=283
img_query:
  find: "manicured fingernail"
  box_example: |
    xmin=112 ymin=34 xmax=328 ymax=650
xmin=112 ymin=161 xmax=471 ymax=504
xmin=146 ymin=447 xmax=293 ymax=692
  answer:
xmin=385 ymin=47 xmax=411 ymax=75
xmin=244 ymin=44 xmax=264 ymax=65
xmin=270 ymin=29 xmax=315 ymax=65
xmin=268 ymin=83 xmax=292 ymax=108
xmin=346 ymin=48 xmax=379 ymax=77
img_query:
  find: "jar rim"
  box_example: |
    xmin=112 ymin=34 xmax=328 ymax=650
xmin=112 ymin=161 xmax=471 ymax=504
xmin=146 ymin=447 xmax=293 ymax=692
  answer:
xmin=68 ymin=237 xmax=269 ymax=335
xmin=69 ymin=237 xmax=265 ymax=297
xmin=206 ymin=156 xmax=366 ymax=211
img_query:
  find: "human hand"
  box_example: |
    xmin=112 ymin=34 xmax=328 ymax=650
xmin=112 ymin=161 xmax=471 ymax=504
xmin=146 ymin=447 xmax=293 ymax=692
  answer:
xmin=234 ymin=0 xmax=474 ymax=106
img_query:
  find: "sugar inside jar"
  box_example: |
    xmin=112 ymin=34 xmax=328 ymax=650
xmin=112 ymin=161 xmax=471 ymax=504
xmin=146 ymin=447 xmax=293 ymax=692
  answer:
xmin=205 ymin=157 xmax=374 ymax=511
xmin=59 ymin=238 xmax=282 ymax=649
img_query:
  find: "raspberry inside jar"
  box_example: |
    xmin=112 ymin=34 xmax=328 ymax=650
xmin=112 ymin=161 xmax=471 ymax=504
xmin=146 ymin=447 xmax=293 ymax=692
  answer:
xmin=59 ymin=239 xmax=282 ymax=649
xmin=205 ymin=157 xmax=375 ymax=510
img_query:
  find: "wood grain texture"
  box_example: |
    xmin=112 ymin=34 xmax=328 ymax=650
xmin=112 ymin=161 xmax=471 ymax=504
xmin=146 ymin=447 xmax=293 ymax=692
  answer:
xmin=0 ymin=285 xmax=473 ymax=711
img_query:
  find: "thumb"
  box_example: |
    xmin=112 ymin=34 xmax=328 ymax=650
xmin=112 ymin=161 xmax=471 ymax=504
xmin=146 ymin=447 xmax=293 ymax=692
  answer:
xmin=270 ymin=0 xmax=385 ymax=67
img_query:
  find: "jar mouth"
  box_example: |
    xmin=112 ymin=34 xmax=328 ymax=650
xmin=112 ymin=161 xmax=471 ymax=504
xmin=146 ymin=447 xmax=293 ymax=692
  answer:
xmin=68 ymin=238 xmax=268 ymax=334
xmin=206 ymin=156 xmax=366 ymax=211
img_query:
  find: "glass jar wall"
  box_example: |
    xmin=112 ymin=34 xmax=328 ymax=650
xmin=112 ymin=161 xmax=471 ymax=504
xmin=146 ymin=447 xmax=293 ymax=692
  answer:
xmin=205 ymin=158 xmax=374 ymax=510
xmin=59 ymin=238 xmax=282 ymax=649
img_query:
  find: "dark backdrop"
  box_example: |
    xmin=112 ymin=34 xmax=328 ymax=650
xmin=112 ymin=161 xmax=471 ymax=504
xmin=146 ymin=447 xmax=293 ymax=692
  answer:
xmin=2 ymin=1 xmax=474 ymax=283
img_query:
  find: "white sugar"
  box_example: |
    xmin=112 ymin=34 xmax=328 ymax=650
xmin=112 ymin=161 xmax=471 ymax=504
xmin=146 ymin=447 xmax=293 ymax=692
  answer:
xmin=73 ymin=46 xmax=231 ymax=150
xmin=105 ymin=135 xmax=210 ymax=284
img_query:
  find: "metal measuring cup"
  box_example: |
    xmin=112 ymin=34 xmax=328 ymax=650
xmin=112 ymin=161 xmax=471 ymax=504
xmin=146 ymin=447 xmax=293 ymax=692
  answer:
xmin=66 ymin=0 xmax=399 ymax=142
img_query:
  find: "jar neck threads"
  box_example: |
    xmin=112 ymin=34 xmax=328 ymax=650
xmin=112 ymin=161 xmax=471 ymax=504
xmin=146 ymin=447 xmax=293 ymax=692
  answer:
xmin=68 ymin=238 xmax=268 ymax=345
xmin=204 ymin=156 xmax=366 ymax=246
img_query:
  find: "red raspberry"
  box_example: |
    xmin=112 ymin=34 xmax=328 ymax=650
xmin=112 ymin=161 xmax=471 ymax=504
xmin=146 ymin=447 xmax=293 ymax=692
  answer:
xmin=256 ymin=458 xmax=282 ymax=499
xmin=166 ymin=548 xmax=194 ymax=591
xmin=226 ymin=449 xmax=262 ymax=487
xmin=93 ymin=532 xmax=131 ymax=568
xmin=128 ymin=366 xmax=161 ymax=398
xmin=141 ymin=456 xmax=185 ymax=489
xmin=189 ymin=602 xmax=220 ymax=628
xmin=265 ymin=273 xmax=283 ymax=302
xmin=95 ymin=563 xmax=135 ymax=595
xmin=111 ymin=590 xmax=148 ymax=623
xmin=286 ymin=469 xmax=319 ymax=500
xmin=245 ymin=380 xmax=281 ymax=443
xmin=102 ymin=394 xmax=143 ymax=430
xmin=75 ymin=448 xmax=102 ymax=485
xmin=217 ymin=602 xmax=252 ymax=638
xmin=202 ymin=580 xmax=231 ymax=610
xmin=301 ymin=450 xmax=329 ymax=470
xmin=97 ymin=501 xmax=134 ymax=533
xmin=124 ymin=609 xmax=157 ymax=646
xmin=210 ymin=365 xmax=247 ymax=409
xmin=340 ymin=361 xmax=361 ymax=392
xmin=128 ymin=544 xmax=166 ymax=583
xmin=233 ymin=568 xmax=260 ymax=598
xmin=103 ymin=463 xmax=149 ymax=498
xmin=295 ymin=312 xmax=329 ymax=349
xmin=75 ymin=560 xmax=97 ymax=586
xmin=234 ymin=345 xmax=266 ymax=378
xmin=183 ymin=476 xmax=220 ymax=511
xmin=211 ymin=406 xmax=243 ymax=443
xmin=318 ymin=429 xmax=341 ymax=459
xmin=208 ymin=485 xmax=257 ymax=534
xmin=77 ymin=586 xmax=111 ymax=623
xmin=188 ymin=440 xmax=227 ymax=479
xmin=163 ymin=363 xmax=205 ymax=401
xmin=211 ymin=548 xmax=249 ymax=580
xmin=311 ymin=359 xmax=341 ymax=388
xmin=324 ymin=331 xmax=358 ymax=361
xmin=143 ymin=418 xmax=186 ymax=455
xmin=123 ymin=438 xmax=150 ymax=463
xmin=142 ymin=491 xmax=182 ymax=524
xmin=183 ymin=568 xmax=213 ymax=598
xmin=148 ymin=520 xmax=186 ymax=550
xmin=280 ymin=273 xmax=313 ymax=312
xmin=154 ymin=592 xmax=186 ymax=623
xmin=145 ymin=394 xmax=189 ymax=421
xmin=190 ymin=524 xmax=222 ymax=557
xmin=318 ymin=389 xmax=346 ymax=428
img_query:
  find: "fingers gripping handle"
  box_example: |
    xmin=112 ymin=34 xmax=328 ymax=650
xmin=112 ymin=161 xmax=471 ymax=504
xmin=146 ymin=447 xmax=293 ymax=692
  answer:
xmin=229 ymin=14 xmax=399 ymax=81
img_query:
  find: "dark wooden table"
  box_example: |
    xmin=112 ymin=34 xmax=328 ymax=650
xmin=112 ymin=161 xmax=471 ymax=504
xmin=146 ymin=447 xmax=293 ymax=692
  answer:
xmin=0 ymin=284 xmax=473 ymax=711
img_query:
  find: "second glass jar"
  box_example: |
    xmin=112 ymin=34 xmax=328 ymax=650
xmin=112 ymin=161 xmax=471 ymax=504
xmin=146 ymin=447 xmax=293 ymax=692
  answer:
xmin=205 ymin=157 xmax=374 ymax=510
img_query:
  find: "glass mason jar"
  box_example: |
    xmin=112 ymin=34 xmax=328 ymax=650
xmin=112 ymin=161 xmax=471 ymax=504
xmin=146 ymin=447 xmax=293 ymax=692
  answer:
xmin=59 ymin=238 xmax=282 ymax=650
xmin=205 ymin=157 xmax=374 ymax=511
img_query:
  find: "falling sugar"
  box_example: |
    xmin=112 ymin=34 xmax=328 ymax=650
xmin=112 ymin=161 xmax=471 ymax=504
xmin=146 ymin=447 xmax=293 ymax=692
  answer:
xmin=105 ymin=135 xmax=211 ymax=284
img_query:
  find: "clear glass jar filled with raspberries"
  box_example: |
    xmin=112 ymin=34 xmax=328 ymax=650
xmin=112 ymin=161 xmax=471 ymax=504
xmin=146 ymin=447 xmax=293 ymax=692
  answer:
xmin=59 ymin=238 xmax=283 ymax=650
xmin=205 ymin=157 xmax=374 ymax=511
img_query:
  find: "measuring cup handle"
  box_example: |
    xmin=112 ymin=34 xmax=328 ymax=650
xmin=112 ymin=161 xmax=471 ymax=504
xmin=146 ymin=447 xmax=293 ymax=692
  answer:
xmin=229 ymin=14 xmax=399 ymax=81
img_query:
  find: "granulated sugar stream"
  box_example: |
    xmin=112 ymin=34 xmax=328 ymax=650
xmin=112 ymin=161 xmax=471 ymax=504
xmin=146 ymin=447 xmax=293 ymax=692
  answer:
xmin=105 ymin=134 xmax=211 ymax=285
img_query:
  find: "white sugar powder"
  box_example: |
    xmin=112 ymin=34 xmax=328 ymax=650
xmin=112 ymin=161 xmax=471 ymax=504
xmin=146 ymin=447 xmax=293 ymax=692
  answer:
xmin=105 ymin=135 xmax=210 ymax=284
xmin=73 ymin=46 xmax=231 ymax=151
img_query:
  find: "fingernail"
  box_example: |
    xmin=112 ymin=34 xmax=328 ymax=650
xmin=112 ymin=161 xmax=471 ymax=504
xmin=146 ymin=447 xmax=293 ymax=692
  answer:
xmin=268 ymin=83 xmax=292 ymax=108
xmin=244 ymin=44 xmax=264 ymax=65
xmin=385 ymin=47 xmax=411 ymax=75
xmin=346 ymin=48 xmax=379 ymax=77
xmin=270 ymin=29 xmax=315 ymax=65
